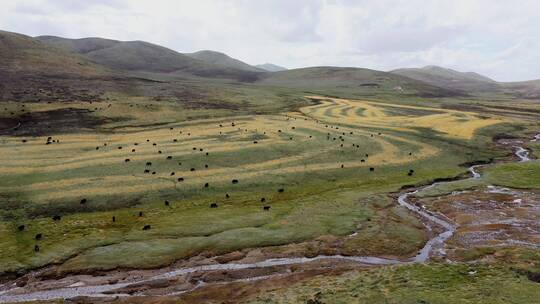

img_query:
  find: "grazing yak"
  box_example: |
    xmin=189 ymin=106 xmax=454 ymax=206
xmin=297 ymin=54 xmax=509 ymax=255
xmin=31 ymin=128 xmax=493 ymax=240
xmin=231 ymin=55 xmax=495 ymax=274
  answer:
xmin=52 ymin=215 xmax=61 ymax=221
xmin=80 ymin=198 xmax=87 ymax=204
xmin=263 ymin=206 xmax=271 ymax=211
xmin=143 ymin=225 xmax=151 ymax=230
xmin=210 ymin=203 xmax=218 ymax=208
xmin=178 ymin=177 xmax=184 ymax=181
xmin=232 ymin=179 xmax=239 ymax=184
xmin=18 ymin=225 xmax=25 ymax=231
xmin=278 ymin=188 xmax=284 ymax=193
xmin=35 ymin=233 xmax=42 ymax=240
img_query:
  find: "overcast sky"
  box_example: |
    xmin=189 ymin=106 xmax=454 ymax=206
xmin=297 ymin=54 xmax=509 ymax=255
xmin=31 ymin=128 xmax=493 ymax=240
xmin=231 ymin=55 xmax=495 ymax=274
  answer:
xmin=2 ymin=0 xmax=539 ymax=81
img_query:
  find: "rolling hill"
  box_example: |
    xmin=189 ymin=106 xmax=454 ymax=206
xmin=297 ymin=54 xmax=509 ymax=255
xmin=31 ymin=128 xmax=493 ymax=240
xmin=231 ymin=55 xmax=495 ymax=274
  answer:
xmin=257 ymin=66 xmax=463 ymax=97
xmin=0 ymin=30 xmax=119 ymax=102
xmin=186 ymin=50 xmax=263 ymax=72
xmin=0 ymin=31 xmax=110 ymax=77
xmin=36 ymin=36 xmax=262 ymax=81
xmin=390 ymin=65 xmax=500 ymax=93
xmin=256 ymin=63 xmax=287 ymax=72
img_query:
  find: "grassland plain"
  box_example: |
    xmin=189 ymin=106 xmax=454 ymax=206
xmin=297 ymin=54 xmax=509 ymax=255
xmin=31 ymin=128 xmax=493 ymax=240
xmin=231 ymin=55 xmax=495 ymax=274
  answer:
xmin=0 ymin=91 xmax=522 ymax=280
xmin=245 ymin=263 xmax=540 ymax=304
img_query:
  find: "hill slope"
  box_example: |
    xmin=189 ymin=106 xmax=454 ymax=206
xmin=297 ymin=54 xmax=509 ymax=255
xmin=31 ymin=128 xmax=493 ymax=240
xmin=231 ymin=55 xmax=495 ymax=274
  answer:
xmin=391 ymin=66 xmax=500 ymax=93
xmin=257 ymin=66 xmax=463 ymax=97
xmin=1 ymin=31 xmax=109 ymax=77
xmin=36 ymin=36 xmax=262 ymax=80
xmin=256 ymin=63 xmax=287 ymax=72
xmin=186 ymin=50 xmax=263 ymax=72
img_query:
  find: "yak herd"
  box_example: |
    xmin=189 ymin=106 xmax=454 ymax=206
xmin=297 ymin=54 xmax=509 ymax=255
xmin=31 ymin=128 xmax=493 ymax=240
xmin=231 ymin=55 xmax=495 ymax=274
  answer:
xmin=17 ymin=115 xmax=416 ymax=254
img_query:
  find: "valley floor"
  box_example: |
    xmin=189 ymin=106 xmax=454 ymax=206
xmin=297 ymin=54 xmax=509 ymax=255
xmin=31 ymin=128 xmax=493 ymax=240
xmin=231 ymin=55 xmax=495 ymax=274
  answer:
xmin=0 ymin=94 xmax=539 ymax=303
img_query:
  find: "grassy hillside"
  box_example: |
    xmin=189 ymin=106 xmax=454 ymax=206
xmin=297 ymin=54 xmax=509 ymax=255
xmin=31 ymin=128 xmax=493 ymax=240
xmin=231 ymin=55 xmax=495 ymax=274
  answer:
xmin=391 ymin=65 xmax=501 ymax=93
xmin=37 ymin=36 xmax=263 ymax=81
xmin=256 ymin=66 xmax=464 ymax=98
xmin=0 ymin=31 xmax=109 ymax=77
xmin=187 ymin=50 xmax=264 ymax=72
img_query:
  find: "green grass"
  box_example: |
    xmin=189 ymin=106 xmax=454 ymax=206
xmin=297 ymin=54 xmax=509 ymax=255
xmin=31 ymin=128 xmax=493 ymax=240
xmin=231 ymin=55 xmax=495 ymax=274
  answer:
xmin=483 ymin=161 xmax=540 ymax=189
xmin=0 ymin=86 xmax=536 ymax=277
xmin=246 ymin=263 xmax=540 ymax=304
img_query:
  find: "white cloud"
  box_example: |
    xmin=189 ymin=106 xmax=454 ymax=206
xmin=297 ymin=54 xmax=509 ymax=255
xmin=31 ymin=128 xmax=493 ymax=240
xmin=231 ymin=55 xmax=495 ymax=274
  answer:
xmin=1 ymin=0 xmax=539 ymax=81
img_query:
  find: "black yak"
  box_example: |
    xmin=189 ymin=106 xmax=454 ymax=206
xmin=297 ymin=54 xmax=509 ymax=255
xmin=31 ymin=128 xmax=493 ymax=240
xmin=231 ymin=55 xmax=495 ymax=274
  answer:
xmin=210 ymin=203 xmax=218 ymax=208
xmin=171 ymin=172 xmax=175 ymax=176
xmin=232 ymin=179 xmax=239 ymax=184
xmin=34 ymin=245 xmax=40 ymax=252
xmin=263 ymin=206 xmax=271 ymax=211
xmin=125 ymin=158 xmax=130 ymax=162
xmin=80 ymin=198 xmax=87 ymax=204
xmin=146 ymin=162 xmax=152 ymax=166
xmin=204 ymin=183 xmax=209 ymax=188
xmin=52 ymin=215 xmax=61 ymax=221
xmin=144 ymin=169 xmax=150 ymax=173
xmin=143 ymin=225 xmax=151 ymax=230
xmin=178 ymin=177 xmax=184 ymax=181
xmin=35 ymin=233 xmax=42 ymax=240
xmin=112 ymin=216 xmax=116 ymax=222
xmin=369 ymin=167 xmax=375 ymax=172
xmin=190 ymin=168 xmax=195 ymax=171
xmin=261 ymin=198 xmax=266 ymax=202
xmin=167 ymin=156 xmax=172 ymax=159
xmin=278 ymin=188 xmax=284 ymax=193
xmin=18 ymin=225 xmax=25 ymax=231
xmin=139 ymin=211 xmax=143 ymax=217
xmin=165 ymin=200 xmax=169 ymax=206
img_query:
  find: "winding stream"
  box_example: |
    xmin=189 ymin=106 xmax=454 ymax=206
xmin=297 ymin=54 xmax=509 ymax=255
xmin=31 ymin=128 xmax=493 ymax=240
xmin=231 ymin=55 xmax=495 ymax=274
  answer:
xmin=0 ymin=136 xmax=536 ymax=303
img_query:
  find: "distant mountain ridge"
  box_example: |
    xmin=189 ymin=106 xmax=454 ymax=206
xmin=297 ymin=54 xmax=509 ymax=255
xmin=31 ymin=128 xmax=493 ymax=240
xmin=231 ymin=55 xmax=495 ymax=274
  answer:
xmin=256 ymin=63 xmax=287 ymax=72
xmin=35 ymin=35 xmax=262 ymax=80
xmin=390 ymin=65 xmax=499 ymax=92
xmin=1 ymin=30 xmax=539 ymax=100
xmin=186 ymin=50 xmax=263 ymax=72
